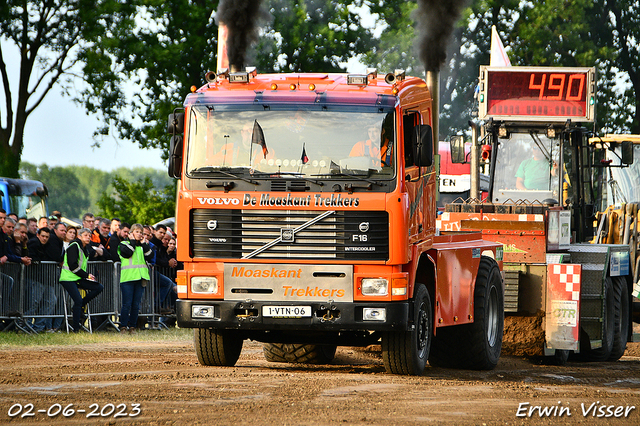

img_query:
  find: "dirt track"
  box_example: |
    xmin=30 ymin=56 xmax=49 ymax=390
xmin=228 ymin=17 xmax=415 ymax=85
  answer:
xmin=1 ymin=334 xmax=640 ymax=425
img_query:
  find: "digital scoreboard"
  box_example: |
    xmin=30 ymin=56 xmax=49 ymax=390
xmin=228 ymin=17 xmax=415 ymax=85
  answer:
xmin=478 ymin=66 xmax=596 ymax=122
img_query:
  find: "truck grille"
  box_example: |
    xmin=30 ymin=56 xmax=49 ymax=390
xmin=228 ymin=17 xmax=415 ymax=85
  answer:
xmin=191 ymin=209 xmax=389 ymax=260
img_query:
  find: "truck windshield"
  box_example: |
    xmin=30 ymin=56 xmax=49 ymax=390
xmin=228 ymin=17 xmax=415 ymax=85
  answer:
xmin=602 ymin=144 xmax=640 ymax=206
xmin=492 ymin=132 xmax=559 ymax=203
xmin=185 ymin=107 xmax=395 ymax=179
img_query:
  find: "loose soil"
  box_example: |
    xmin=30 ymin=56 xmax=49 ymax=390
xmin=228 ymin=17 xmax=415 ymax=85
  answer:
xmin=1 ymin=333 xmax=640 ymax=425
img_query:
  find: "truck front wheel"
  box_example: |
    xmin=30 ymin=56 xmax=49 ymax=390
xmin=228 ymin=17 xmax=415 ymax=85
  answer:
xmin=262 ymin=343 xmax=337 ymax=364
xmin=194 ymin=328 xmax=243 ymax=366
xmin=382 ymin=283 xmax=432 ymax=375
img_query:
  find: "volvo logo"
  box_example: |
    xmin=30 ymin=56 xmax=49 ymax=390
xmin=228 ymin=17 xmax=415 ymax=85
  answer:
xmin=207 ymin=220 xmax=218 ymax=230
xmin=281 ymin=228 xmax=295 ymax=243
xmin=359 ymin=222 xmax=370 ymax=233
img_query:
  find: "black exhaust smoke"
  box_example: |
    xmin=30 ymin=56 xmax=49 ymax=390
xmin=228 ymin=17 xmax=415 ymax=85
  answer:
xmin=216 ymin=0 xmax=267 ymax=71
xmin=414 ymin=0 xmax=470 ymax=143
xmin=414 ymin=0 xmax=470 ymax=72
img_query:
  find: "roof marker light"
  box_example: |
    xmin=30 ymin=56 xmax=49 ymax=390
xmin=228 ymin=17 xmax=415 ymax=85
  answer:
xmin=347 ymin=75 xmax=368 ymax=86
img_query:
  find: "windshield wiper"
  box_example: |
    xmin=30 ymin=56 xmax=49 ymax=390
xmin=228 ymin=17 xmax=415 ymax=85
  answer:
xmin=251 ymin=170 xmax=324 ymax=186
xmin=311 ymin=171 xmax=383 ymax=187
xmin=190 ymin=167 xmax=260 ymax=185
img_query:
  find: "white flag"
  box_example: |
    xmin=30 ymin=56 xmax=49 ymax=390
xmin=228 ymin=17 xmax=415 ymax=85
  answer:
xmin=490 ymin=25 xmax=511 ymax=66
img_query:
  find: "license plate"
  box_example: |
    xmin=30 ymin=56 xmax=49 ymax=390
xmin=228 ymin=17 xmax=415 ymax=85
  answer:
xmin=262 ymin=305 xmax=312 ymax=318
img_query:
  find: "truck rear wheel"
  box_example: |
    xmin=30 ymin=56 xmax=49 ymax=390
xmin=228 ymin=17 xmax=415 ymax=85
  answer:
xmin=609 ymin=276 xmax=630 ymax=361
xmin=580 ymin=276 xmax=615 ymax=361
xmin=382 ymin=283 xmax=431 ymax=375
xmin=262 ymin=343 xmax=337 ymax=364
xmin=429 ymin=256 xmax=504 ymax=370
xmin=194 ymin=328 xmax=243 ymax=366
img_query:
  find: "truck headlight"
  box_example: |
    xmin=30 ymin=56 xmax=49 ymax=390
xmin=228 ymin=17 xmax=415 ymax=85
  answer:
xmin=191 ymin=277 xmax=218 ymax=294
xmin=361 ymin=278 xmax=388 ymax=296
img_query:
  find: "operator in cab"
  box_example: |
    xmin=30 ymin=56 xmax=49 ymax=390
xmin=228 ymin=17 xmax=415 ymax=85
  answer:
xmin=349 ymin=123 xmax=392 ymax=167
xmin=515 ymin=143 xmax=557 ymax=190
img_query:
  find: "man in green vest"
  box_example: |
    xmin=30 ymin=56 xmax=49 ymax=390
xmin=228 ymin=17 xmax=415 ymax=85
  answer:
xmin=59 ymin=228 xmax=104 ymax=332
xmin=118 ymin=223 xmax=154 ymax=334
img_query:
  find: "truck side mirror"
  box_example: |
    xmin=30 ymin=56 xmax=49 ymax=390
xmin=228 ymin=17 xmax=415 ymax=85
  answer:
xmin=449 ymin=135 xmax=465 ymax=163
xmin=168 ymin=135 xmax=183 ymax=178
xmin=167 ymin=111 xmax=184 ymax=178
xmin=414 ymin=124 xmax=433 ymax=167
xmin=621 ymin=140 xmax=634 ymax=165
xmin=167 ymin=112 xmax=184 ymax=134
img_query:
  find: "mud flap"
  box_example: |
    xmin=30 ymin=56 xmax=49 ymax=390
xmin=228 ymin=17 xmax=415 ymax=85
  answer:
xmin=545 ymin=264 xmax=581 ymax=352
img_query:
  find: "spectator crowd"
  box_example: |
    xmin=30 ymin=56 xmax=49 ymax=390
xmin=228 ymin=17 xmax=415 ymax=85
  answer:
xmin=0 ymin=209 xmax=180 ymax=333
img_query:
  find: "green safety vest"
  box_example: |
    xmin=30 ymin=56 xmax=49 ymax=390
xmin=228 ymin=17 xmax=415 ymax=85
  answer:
xmin=119 ymin=242 xmax=150 ymax=283
xmin=60 ymin=241 xmax=87 ymax=282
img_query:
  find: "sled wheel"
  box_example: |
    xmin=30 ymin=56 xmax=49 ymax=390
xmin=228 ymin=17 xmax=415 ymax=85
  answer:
xmin=262 ymin=343 xmax=337 ymax=364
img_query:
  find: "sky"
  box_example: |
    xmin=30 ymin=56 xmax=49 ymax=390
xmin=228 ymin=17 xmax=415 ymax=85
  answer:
xmin=3 ymin=42 xmax=168 ymax=173
xmin=20 ymin=90 xmax=167 ymax=172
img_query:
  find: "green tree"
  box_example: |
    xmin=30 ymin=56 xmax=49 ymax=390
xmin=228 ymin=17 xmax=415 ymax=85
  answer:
xmin=589 ymin=0 xmax=639 ymax=133
xmin=364 ymin=0 xmax=637 ymax=136
xmin=79 ymin=0 xmax=220 ymax=160
xmin=362 ymin=0 xmax=421 ymax=75
xmin=0 ymin=0 xmax=135 ymax=178
xmin=68 ymin=166 xmax=112 ymax=215
xmin=255 ymin=0 xmax=373 ymax=72
xmin=97 ymin=175 xmax=175 ymax=225
xmin=19 ymin=162 xmax=90 ymax=218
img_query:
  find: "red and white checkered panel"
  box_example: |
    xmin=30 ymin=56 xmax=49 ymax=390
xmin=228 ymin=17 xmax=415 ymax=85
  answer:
xmin=553 ymin=264 xmax=581 ymax=301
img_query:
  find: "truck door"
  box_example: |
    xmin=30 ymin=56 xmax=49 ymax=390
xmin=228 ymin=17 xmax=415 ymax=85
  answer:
xmin=404 ymin=111 xmax=423 ymax=242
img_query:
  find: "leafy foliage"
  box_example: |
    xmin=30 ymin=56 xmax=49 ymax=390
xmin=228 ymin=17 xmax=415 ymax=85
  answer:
xmin=19 ymin=163 xmax=91 ymax=218
xmin=2 ymin=0 xmax=640 ymax=181
xmin=255 ymin=0 xmax=373 ymax=72
xmin=19 ymin=162 xmax=172 ymax=220
xmin=79 ymin=0 xmax=220 ymax=157
xmin=365 ymin=0 xmax=637 ymax=136
xmin=96 ymin=175 xmax=175 ymax=225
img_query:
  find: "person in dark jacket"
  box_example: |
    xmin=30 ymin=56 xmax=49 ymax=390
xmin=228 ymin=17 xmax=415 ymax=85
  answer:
xmin=10 ymin=222 xmax=29 ymax=257
xmin=44 ymin=222 xmax=66 ymax=263
xmin=27 ymin=227 xmax=51 ymax=261
xmin=108 ymin=222 xmax=130 ymax=260
xmin=1 ymin=217 xmax=31 ymax=266
xmin=26 ymin=227 xmax=59 ymax=331
xmin=59 ymin=228 xmax=104 ymax=332
xmin=144 ymin=225 xmax=174 ymax=313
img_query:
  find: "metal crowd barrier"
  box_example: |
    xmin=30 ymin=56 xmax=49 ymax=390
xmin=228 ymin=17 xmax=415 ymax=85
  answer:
xmin=0 ymin=261 xmax=177 ymax=334
xmin=138 ymin=264 xmax=178 ymax=330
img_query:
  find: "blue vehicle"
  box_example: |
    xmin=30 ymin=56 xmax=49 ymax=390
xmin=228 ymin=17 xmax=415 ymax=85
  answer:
xmin=0 ymin=177 xmax=48 ymax=219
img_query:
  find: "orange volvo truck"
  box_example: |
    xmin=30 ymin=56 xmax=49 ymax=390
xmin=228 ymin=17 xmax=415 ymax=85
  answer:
xmin=440 ymin=66 xmax=636 ymax=364
xmin=168 ymin=68 xmax=504 ymax=375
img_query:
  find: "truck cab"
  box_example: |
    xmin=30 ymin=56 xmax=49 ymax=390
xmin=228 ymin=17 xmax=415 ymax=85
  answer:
xmin=0 ymin=177 xmax=48 ymax=219
xmin=169 ymin=68 xmax=504 ymax=375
